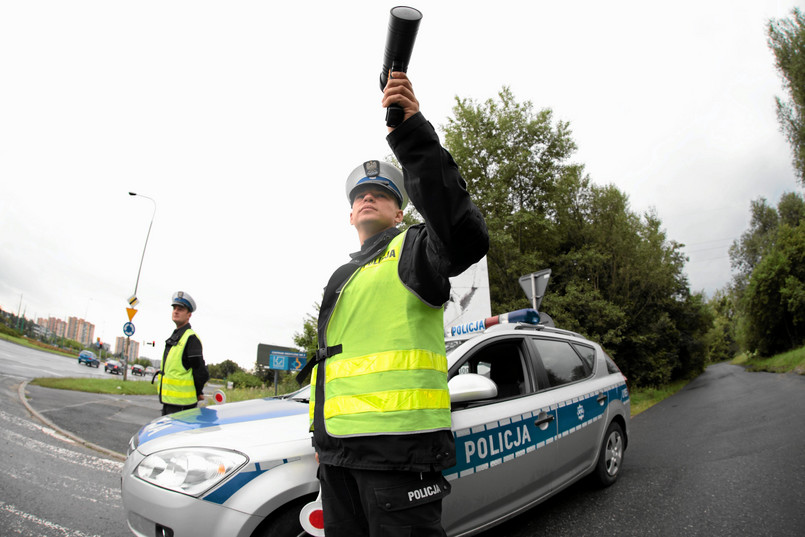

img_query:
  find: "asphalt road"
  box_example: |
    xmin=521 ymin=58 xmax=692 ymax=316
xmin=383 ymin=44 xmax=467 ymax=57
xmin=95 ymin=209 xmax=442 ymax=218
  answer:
xmin=488 ymin=362 xmax=805 ymax=536
xmin=0 ymin=337 xmax=152 ymax=381
xmin=0 ymin=377 xmax=131 ymax=535
xmin=2 ymin=338 xmax=804 ymax=536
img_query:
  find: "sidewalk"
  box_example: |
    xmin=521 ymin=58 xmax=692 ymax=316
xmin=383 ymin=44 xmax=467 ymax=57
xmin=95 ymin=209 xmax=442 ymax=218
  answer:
xmin=20 ymin=381 xmax=162 ymax=460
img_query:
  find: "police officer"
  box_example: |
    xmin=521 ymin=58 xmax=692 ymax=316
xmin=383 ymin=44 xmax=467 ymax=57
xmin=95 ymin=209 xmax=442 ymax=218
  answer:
xmin=159 ymin=291 xmax=209 ymax=416
xmin=305 ymin=72 xmax=489 ymax=537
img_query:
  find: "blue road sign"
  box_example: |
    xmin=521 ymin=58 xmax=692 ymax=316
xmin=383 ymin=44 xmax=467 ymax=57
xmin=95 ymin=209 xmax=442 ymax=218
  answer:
xmin=123 ymin=322 xmax=135 ymax=337
xmin=268 ymin=351 xmax=307 ymax=371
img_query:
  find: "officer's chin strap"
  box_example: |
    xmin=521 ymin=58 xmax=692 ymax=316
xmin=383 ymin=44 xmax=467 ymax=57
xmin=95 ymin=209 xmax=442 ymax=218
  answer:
xmin=296 ymin=345 xmax=342 ymax=385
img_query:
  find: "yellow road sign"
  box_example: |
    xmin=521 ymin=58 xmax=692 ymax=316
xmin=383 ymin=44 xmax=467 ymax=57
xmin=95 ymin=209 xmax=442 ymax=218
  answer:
xmin=126 ymin=308 xmax=138 ymax=321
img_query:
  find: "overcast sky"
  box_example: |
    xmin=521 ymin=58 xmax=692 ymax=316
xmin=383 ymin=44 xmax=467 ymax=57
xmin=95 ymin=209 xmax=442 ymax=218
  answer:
xmin=1 ymin=1 xmax=802 ymax=371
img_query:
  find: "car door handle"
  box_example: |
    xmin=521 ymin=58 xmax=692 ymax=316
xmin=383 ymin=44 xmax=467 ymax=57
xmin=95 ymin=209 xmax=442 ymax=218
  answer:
xmin=534 ymin=415 xmax=555 ymax=427
xmin=597 ymin=393 xmax=608 ymax=404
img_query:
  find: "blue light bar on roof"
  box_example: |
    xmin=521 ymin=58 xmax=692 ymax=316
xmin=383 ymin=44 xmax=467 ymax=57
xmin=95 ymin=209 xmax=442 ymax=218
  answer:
xmin=448 ymin=308 xmax=540 ymax=337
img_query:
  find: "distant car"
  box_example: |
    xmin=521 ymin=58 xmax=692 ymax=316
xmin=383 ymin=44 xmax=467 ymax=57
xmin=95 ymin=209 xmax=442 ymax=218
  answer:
xmin=122 ymin=308 xmax=630 ymax=537
xmin=131 ymin=364 xmax=145 ymax=376
xmin=77 ymin=350 xmax=100 ymax=368
xmin=145 ymin=366 xmax=156 ymax=376
xmin=105 ymin=360 xmax=123 ymax=375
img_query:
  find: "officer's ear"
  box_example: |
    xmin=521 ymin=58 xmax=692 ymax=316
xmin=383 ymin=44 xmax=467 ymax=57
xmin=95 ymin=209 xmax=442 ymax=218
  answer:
xmin=394 ymin=209 xmax=404 ymax=225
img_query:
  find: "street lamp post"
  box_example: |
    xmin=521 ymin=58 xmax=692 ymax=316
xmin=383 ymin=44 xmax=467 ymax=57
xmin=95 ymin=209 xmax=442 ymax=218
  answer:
xmin=127 ymin=192 xmax=157 ymax=381
xmin=129 ymin=192 xmax=157 ymax=297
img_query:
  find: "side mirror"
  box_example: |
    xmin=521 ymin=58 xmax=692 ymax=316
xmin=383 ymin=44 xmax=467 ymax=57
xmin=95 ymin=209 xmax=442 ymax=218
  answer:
xmin=448 ymin=374 xmax=498 ymax=404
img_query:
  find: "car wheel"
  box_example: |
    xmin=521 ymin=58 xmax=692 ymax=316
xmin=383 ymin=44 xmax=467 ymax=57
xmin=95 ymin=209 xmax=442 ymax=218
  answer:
xmin=254 ymin=497 xmax=315 ymax=537
xmin=594 ymin=421 xmax=624 ymax=487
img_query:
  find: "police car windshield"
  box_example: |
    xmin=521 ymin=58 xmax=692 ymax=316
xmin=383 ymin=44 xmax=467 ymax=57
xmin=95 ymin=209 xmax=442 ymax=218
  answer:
xmin=281 ymin=384 xmax=311 ymax=402
xmin=445 ymin=339 xmax=469 ymax=356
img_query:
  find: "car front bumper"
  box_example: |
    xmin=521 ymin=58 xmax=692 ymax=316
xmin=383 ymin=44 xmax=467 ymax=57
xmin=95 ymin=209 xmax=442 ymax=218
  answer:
xmin=121 ymin=453 xmax=264 ymax=537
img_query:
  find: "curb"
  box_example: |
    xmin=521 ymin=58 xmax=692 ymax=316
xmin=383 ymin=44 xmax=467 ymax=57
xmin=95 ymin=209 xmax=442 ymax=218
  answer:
xmin=18 ymin=380 xmax=127 ymax=462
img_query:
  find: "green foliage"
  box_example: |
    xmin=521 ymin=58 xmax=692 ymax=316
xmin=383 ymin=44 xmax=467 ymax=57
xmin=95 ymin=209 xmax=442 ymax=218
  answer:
xmin=0 ymin=322 xmax=22 ymax=337
xmin=629 ymin=379 xmax=691 ymax=416
xmin=731 ymin=192 xmax=805 ymax=357
xmin=293 ymin=303 xmax=319 ymax=359
xmin=31 ymin=377 xmax=158 ymax=395
xmin=705 ymin=289 xmax=739 ymax=362
xmin=443 ymin=87 xmax=710 ymax=387
xmin=729 ymin=197 xmax=779 ymax=291
xmin=768 ymin=8 xmax=805 ymax=185
xmin=208 ymin=359 xmax=242 ymax=380
xmin=732 ymin=344 xmax=805 ymax=373
xmin=741 ymin=223 xmax=805 ymax=355
xmin=227 ymin=369 xmax=263 ymax=389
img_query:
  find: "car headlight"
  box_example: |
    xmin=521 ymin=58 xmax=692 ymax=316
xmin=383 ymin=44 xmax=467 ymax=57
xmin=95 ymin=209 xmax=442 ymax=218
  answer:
xmin=127 ymin=433 xmax=139 ymax=457
xmin=134 ymin=447 xmax=248 ymax=497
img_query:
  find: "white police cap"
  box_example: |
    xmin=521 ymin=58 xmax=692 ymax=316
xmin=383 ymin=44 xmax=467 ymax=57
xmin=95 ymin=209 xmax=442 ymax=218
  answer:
xmin=171 ymin=291 xmax=196 ymax=312
xmin=345 ymin=160 xmax=408 ymax=210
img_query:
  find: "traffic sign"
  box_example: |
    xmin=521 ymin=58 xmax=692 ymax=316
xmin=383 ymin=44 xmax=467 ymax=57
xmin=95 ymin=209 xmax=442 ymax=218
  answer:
xmin=268 ymin=351 xmax=307 ymax=371
xmin=123 ymin=322 xmax=135 ymax=336
xmin=126 ymin=308 xmax=138 ymax=321
xmin=128 ymin=295 xmax=139 ymax=307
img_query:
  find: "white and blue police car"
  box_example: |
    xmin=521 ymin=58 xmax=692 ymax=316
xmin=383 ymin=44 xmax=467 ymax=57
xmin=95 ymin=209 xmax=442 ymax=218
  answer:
xmin=121 ymin=308 xmax=630 ymax=537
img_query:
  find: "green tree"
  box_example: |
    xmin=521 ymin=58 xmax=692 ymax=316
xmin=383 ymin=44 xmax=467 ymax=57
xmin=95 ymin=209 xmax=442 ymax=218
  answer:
xmin=443 ymin=87 xmax=709 ymax=386
xmin=740 ymin=222 xmax=805 ymax=355
xmin=705 ymin=289 xmax=739 ymax=362
xmin=769 ymin=8 xmax=805 ymax=185
xmin=293 ymin=303 xmax=319 ymax=359
xmin=443 ymin=87 xmax=577 ymax=312
xmin=729 ymin=197 xmax=779 ymax=292
xmin=208 ymin=359 xmax=242 ymax=380
xmin=228 ymin=369 xmax=263 ymax=389
xmin=730 ymin=192 xmax=805 ymax=355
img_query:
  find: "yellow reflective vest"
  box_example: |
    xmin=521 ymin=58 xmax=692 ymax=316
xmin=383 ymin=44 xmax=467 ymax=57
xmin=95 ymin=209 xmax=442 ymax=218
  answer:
xmin=310 ymin=231 xmax=451 ymax=437
xmin=160 ymin=328 xmax=199 ymax=406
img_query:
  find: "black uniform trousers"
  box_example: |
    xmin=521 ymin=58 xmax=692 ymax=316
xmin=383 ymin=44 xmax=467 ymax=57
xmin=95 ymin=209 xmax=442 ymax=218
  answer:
xmin=318 ymin=464 xmax=451 ymax=537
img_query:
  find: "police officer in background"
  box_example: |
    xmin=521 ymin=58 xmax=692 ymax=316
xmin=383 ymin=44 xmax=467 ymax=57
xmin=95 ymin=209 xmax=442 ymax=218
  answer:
xmin=305 ymin=72 xmax=489 ymax=537
xmin=159 ymin=291 xmax=209 ymax=416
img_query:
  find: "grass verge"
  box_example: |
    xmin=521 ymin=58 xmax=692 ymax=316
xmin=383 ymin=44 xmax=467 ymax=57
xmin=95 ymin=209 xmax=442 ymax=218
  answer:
xmin=30 ymin=377 xmax=158 ymax=396
xmin=731 ymin=345 xmax=805 ymax=374
xmin=0 ymin=333 xmax=78 ymax=359
xmin=629 ymin=379 xmax=689 ymax=417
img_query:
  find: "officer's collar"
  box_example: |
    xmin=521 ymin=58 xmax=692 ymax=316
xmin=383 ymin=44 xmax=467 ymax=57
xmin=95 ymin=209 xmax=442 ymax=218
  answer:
xmin=167 ymin=323 xmax=192 ymax=345
xmin=349 ymin=227 xmax=401 ymax=264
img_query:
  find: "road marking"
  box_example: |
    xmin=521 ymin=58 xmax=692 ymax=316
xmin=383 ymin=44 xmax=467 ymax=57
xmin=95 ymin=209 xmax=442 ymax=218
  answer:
xmin=0 ymin=501 xmax=103 ymax=537
xmin=0 ymin=409 xmax=123 ymax=474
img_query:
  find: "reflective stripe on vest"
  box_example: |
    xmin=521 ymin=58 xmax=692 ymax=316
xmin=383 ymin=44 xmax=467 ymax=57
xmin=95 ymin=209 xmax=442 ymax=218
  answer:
xmin=160 ymin=329 xmax=198 ymax=406
xmin=311 ymin=231 xmax=450 ymax=437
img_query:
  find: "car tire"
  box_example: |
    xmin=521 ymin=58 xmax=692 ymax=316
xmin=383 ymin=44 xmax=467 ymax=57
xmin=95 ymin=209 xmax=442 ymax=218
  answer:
xmin=254 ymin=497 xmax=315 ymax=537
xmin=593 ymin=421 xmax=624 ymax=487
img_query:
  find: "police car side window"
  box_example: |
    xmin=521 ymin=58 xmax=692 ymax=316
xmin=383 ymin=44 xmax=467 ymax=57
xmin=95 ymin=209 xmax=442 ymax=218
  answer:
xmin=453 ymin=339 xmax=529 ymax=400
xmin=571 ymin=343 xmax=596 ymax=372
xmin=532 ymin=338 xmax=592 ymax=388
xmin=604 ymin=353 xmax=622 ymax=375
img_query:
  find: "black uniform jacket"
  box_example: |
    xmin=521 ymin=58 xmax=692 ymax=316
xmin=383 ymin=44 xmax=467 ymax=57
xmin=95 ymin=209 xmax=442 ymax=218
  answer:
xmin=311 ymin=112 xmax=489 ymax=472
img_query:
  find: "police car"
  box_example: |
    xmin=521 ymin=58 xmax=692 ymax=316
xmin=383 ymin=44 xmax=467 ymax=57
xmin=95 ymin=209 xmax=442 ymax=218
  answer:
xmin=121 ymin=309 xmax=629 ymax=537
